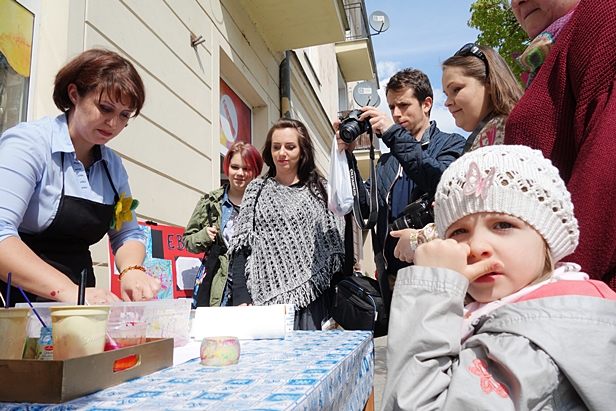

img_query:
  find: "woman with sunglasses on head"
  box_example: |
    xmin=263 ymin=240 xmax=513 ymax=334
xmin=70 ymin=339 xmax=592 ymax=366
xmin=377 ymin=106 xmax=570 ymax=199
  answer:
xmin=0 ymin=49 xmax=161 ymax=306
xmin=391 ymin=43 xmax=523 ymax=264
xmin=505 ymin=0 xmax=616 ymax=291
xmin=183 ymin=142 xmax=263 ymax=307
xmin=442 ymin=43 xmax=522 ymax=150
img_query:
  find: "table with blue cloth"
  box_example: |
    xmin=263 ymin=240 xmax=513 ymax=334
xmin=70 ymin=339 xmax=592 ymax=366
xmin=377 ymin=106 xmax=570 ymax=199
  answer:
xmin=0 ymin=330 xmax=374 ymax=411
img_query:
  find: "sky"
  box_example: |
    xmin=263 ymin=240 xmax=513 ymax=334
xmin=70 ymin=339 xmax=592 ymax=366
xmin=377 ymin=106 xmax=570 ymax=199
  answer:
xmin=363 ymin=0 xmax=482 ymax=142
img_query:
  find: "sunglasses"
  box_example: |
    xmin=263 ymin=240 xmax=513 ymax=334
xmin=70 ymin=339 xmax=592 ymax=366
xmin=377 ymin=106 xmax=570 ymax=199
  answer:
xmin=454 ymin=43 xmax=490 ymax=77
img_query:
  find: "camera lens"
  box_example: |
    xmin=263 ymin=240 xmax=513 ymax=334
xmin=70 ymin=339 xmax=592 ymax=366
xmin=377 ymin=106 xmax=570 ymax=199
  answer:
xmin=339 ymin=122 xmax=361 ymax=143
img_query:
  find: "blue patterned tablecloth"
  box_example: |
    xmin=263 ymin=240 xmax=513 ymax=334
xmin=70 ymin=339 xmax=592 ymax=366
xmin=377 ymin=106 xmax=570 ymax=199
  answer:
xmin=0 ymin=330 xmax=374 ymax=411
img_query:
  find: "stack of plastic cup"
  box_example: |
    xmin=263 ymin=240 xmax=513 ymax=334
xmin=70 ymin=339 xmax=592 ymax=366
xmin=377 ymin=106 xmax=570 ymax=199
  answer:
xmin=0 ymin=308 xmax=31 ymax=360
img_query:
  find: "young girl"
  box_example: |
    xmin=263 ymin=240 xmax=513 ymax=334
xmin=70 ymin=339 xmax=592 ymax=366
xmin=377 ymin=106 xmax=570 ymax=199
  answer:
xmin=382 ymin=145 xmax=616 ymax=411
xmin=391 ymin=44 xmax=523 ymax=264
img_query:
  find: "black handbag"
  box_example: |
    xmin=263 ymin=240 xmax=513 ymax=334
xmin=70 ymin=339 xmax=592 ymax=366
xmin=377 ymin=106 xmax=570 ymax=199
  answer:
xmin=192 ymin=200 xmax=223 ymax=308
xmin=332 ymin=274 xmax=388 ymax=337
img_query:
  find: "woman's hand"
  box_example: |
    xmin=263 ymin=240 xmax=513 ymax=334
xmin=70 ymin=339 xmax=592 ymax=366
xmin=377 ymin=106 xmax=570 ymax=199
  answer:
xmin=120 ymin=269 xmax=162 ymax=301
xmin=414 ymin=239 xmax=503 ymax=282
xmin=206 ymin=226 xmax=217 ymax=242
xmin=84 ymin=287 xmax=121 ymax=304
xmin=237 ymin=303 xmax=253 ymax=307
xmin=390 ymin=228 xmax=418 ymax=263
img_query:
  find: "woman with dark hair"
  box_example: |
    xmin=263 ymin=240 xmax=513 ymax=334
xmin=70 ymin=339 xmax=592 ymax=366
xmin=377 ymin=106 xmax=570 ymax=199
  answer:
xmin=229 ymin=118 xmax=345 ymax=330
xmin=0 ymin=49 xmax=160 ymax=305
xmin=184 ymin=141 xmax=263 ymax=307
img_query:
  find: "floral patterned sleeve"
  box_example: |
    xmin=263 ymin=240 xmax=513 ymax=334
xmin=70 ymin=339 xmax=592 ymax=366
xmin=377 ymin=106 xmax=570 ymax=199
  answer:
xmin=470 ymin=115 xmax=507 ymax=151
xmin=409 ymin=223 xmax=440 ymax=250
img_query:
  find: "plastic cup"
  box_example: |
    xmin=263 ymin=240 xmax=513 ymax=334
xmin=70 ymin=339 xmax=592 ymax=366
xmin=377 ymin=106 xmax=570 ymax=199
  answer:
xmin=50 ymin=305 xmax=110 ymax=360
xmin=106 ymin=321 xmax=148 ymax=349
xmin=0 ymin=308 xmax=31 ymax=359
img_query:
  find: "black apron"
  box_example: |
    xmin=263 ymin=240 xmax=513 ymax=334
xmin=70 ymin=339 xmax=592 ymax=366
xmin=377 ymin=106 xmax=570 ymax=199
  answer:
xmin=1 ymin=148 xmax=119 ymax=306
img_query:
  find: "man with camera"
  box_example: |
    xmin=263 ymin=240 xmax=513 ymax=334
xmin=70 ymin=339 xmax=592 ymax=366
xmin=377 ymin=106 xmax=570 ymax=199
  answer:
xmin=336 ymin=68 xmax=465 ymax=292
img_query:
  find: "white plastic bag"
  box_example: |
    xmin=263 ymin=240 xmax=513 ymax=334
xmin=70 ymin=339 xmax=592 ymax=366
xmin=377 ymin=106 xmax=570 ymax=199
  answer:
xmin=327 ymin=137 xmax=354 ymax=216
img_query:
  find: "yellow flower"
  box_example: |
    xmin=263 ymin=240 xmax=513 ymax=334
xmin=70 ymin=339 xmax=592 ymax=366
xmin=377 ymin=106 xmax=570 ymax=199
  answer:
xmin=111 ymin=192 xmax=139 ymax=231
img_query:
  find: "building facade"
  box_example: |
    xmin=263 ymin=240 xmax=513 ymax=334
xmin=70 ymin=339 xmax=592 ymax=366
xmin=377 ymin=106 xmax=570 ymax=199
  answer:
xmin=1 ymin=0 xmax=378 ymax=288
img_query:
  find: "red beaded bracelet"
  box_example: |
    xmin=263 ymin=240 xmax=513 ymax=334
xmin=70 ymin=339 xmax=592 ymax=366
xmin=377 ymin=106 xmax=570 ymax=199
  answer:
xmin=118 ymin=265 xmax=146 ymax=281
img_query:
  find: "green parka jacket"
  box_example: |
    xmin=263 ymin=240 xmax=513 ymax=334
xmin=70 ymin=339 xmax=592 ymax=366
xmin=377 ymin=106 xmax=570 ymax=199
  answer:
xmin=183 ymin=186 xmax=229 ymax=307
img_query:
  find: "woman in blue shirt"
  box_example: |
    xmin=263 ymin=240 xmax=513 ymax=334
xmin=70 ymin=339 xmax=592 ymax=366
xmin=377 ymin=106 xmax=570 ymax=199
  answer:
xmin=0 ymin=49 xmax=160 ymax=305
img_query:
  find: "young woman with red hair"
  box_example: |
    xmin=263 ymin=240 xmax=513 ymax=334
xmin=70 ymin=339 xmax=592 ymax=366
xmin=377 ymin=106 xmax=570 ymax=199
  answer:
xmin=184 ymin=141 xmax=263 ymax=307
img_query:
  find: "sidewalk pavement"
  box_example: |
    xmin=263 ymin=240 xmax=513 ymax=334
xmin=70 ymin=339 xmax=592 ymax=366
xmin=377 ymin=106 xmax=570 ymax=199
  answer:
xmin=373 ymin=335 xmax=387 ymax=411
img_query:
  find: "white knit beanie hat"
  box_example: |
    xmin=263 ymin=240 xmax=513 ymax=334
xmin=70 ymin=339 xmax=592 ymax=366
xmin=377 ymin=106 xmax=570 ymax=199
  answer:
xmin=434 ymin=145 xmax=578 ymax=262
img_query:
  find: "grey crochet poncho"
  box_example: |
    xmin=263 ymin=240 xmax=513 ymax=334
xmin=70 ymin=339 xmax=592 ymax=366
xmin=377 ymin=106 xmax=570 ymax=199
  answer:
xmin=228 ymin=177 xmax=345 ymax=308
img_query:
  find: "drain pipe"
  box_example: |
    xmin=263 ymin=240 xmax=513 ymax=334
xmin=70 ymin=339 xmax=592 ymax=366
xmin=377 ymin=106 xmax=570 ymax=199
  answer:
xmin=280 ymin=50 xmax=291 ymax=119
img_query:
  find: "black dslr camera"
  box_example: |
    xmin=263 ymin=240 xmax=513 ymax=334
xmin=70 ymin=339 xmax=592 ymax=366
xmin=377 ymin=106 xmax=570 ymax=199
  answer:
xmin=389 ymin=193 xmax=434 ymax=231
xmin=339 ymin=109 xmax=371 ymax=143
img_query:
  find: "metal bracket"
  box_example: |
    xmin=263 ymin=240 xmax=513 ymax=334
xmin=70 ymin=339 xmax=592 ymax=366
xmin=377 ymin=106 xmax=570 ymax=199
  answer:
xmin=191 ymin=34 xmax=205 ymax=47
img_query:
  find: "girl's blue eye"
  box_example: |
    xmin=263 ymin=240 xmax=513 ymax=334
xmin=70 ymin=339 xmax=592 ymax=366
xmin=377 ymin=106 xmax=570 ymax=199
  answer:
xmin=448 ymin=228 xmax=466 ymax=237
xmin=495 ymin=222 xmax=513 ymax=229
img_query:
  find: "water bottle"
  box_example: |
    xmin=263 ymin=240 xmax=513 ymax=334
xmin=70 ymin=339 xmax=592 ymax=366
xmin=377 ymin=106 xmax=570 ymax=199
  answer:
xmin=36 ymin=326 xmax=53 ymax=360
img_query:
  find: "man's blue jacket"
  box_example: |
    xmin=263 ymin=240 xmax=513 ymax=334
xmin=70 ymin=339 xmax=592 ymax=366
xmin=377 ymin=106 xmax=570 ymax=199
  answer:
xmin=352 ymin=121 xmax=465 ymax=276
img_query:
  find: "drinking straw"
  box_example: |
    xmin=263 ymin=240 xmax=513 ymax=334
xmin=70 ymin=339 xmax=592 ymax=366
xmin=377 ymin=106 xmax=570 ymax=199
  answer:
xmin=5 ymin=272 xmax=11 ymax=308
xmin=77 ymin=269 xmax=86 ymax=305
xmin=17 ymin=285 xmax=48 ymax=328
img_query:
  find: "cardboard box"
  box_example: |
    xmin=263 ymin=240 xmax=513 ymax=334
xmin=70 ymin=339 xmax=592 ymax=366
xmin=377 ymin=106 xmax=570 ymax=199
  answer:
xmin=0 ymin=338 xmax=173 ymax=403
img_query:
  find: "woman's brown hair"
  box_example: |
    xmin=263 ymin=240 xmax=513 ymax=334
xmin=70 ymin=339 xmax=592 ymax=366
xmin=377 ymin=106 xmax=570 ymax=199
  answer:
xmin=442 ymin=45 xmax=523 ymax=116
xmin=53 ymin=49 xmax=145 ymax=117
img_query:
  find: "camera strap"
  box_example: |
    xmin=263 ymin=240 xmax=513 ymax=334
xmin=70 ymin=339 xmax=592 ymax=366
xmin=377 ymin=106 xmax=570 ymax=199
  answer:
xmin=347 ymin=131 xmax=378 ymax=230
xmin=463 ymin=110 xmax=498 ymax=154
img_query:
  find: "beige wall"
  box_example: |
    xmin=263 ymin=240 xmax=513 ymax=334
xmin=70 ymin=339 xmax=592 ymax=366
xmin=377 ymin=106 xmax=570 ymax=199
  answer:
xmin=26 ymin=0 xmax=343 ymax=289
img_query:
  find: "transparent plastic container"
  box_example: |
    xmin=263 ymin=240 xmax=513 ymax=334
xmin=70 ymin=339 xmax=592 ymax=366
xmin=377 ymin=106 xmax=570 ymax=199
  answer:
xmin=15 ymin=302 xmax=66 ymax=338
xmin=107 ymin=299 xmax=191 ymax=347
xmin=106 ymin=321 xmax=148 ymax=348
xmin=17 ymin=299 xmax=192 ymax=347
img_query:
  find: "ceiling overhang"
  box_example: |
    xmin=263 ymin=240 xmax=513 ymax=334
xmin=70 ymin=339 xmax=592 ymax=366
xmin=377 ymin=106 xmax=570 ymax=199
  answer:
xmin=335 ymin=38 xmax=375 ymax=82
xmin=239 ymin=0 xmax=348 ymax=52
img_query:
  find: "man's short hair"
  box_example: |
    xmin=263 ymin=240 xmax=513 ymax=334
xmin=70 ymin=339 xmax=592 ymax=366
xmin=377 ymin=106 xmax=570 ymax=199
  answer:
xmin=386 ymin=68 xmax=433 ymax=105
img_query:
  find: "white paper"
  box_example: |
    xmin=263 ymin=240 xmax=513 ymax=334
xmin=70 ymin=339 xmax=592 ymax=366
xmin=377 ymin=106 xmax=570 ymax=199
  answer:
xmin=172 ymin=340 xmax=201 ymax=365
xmin=192 ymin=305 xmax=288 ymax=340
xmin=175 ymin=256 xmax=201 ymax=290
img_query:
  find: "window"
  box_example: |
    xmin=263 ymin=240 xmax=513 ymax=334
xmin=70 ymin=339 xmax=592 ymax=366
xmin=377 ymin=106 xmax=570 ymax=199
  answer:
xmin=0 ymin=0 xmax=34 ymax=134
xmin=220 ymin=78 xmax=252 ymax=185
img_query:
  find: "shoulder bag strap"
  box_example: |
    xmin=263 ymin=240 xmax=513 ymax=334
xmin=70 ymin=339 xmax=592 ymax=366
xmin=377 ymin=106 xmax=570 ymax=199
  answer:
xmin=347 ymin=130 xmax=378 ymax=230
xmin=462 ymin=110 xmax=498 ymax=154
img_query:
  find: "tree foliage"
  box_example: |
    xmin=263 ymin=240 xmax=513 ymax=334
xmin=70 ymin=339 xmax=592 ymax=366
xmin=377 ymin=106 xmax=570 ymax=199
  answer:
xmin=468 ymin=0 xmax=529 ymax=84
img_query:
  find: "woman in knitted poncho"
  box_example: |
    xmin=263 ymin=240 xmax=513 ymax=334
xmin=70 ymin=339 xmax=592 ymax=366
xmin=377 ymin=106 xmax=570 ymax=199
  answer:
xmin=228 ymin=118 xmax=345 ymax=330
